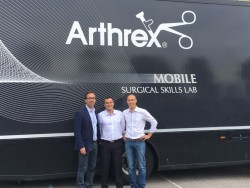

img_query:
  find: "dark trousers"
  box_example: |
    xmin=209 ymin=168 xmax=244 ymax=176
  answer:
xmin=76 ymin=142 xmax=98 ymax=188
xmin=101 ymin=139 xmax=123 ymax=188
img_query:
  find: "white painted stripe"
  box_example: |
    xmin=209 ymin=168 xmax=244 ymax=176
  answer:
xmin=1 ymin=126 xmax=250 ymax=140
xmin=158 ymin=174 xmax=183 ymax=188
xmin=48 ymin=185 xmax=53 ymax=188
xmin=152 ymin=126 xmax=250 ymax=133
xmin=48 ymin=181 xmax=54 ymax=188
xmin=0 ymin=133 xmax=74 ymax=140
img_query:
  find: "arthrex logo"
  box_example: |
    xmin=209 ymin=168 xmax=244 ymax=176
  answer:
xmin=66 ymin=11 xmax=196 ymax=49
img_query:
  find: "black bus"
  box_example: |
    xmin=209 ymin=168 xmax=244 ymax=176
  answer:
xmin=1 ymin=0 xmax=250 ymax=181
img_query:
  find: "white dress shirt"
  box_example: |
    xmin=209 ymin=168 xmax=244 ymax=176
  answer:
xmin=86 ymin=105 xmax=97 ymax=141
xmin=98 ymin=109 xmax=125 ymax=141
xmin=123 ymin=106 xmax=157 ymax=139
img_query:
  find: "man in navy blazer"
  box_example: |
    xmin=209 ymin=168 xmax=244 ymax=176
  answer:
xmin=74 ymin=91 xmax=100 ymax=188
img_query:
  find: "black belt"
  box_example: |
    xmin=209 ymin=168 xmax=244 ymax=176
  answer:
xmin=101 ymin=139 xmax=122 ymax=143
xmin=126 ymin=137 xmax=144 ymax=142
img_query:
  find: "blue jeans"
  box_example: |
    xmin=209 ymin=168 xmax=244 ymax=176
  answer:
xmin=125 ymin=140 xmax=146 ymax=188
xmin=76 ymin=142 xmax=98 ymax=188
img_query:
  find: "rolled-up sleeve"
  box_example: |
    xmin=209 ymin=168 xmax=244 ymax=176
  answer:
xmin=143 ymin=110 xmax=157 ymax=133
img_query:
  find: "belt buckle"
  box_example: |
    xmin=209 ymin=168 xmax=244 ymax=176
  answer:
xmin=110 ymin=140 xmax=114 ymax=143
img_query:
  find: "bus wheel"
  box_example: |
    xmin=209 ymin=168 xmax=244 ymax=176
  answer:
xmin=121 ymin=145 xmax=154 ymax=184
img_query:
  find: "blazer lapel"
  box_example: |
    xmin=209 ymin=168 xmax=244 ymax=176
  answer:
xmin=83 ymin=107 xmax=93 ymax=127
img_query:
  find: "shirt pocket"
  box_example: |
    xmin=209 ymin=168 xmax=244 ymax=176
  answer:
xmin=113 ymin=117 xmax=122 ymax=125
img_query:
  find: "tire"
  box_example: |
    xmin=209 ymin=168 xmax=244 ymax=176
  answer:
xmin=121 ymin=144 xmax=154 ymax=185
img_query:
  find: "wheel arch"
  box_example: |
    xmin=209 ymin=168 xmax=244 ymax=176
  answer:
xmin=146 ymin=140 xmax=159 ymax=172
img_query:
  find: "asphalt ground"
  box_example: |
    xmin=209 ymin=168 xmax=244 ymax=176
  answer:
xmin=1 ymin=165 xmax=250 ymax=188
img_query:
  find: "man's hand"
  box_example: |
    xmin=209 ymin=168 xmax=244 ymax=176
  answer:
xmin=140 ymin=133 xmax=153 ymax=140
xmin=80 ymin=147 xmax=87 ymax=155
xmin=122 ymin=136 xmax=126 ymax=141
xmin=122 ymin=133 xmax=126 ymax=141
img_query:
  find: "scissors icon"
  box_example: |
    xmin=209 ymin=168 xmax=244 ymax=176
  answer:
xmin=136 ymin=11 xmax=196 ymax=49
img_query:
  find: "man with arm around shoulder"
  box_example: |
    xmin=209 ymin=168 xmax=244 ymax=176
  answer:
xmin=98 ymin=97 xmax=125 ymax=188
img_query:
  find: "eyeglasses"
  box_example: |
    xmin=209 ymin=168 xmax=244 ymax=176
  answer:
xmin=86 ymin=97 xmax=96 ymax=100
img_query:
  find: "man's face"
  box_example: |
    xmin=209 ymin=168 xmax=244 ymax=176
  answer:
xmin=104 ymin=98 xmax=114 ymax=111
xmin=127 ymin=95 xmax=137 ymax=109
xmin=85 ymin=93 xmax=96 ymax=108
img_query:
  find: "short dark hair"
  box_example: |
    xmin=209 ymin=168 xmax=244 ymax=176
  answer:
xmin=84 ymin=91 xmax=96 ymax=99
xmin=104 ymin=96 xmax=114 ymax=101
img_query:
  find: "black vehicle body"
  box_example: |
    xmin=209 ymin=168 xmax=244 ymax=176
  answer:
xmin=1 ymin=0 xmax=250 ymax=181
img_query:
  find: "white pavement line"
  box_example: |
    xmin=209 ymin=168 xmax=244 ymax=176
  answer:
xmin=158 ymin=174 xmax=183 ymax=188
xmin=48 ymin=182 xmax=54 ymax=188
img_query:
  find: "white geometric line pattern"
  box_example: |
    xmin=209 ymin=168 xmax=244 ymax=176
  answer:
xmin=0 ymin=40 xmax=54 ymax=83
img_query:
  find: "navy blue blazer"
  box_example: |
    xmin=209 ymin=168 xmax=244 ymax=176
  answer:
xmin=74 ymin=106 xmax=100 ymax=152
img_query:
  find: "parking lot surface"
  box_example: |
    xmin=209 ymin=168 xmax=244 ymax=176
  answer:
xmin=1 ymin=165 xmax=250 ymax=187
